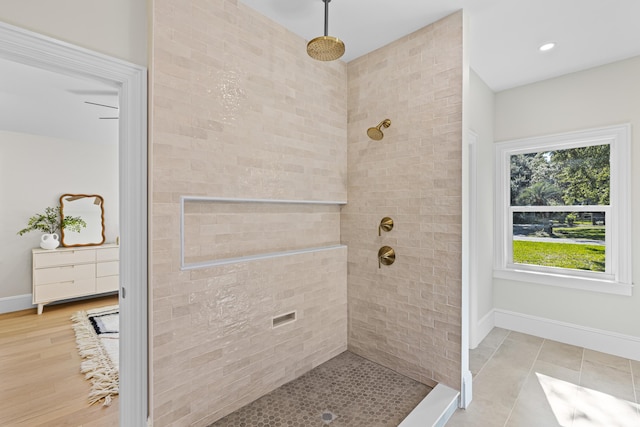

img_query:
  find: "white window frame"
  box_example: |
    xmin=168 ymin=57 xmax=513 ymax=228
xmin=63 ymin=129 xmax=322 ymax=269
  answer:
xmin=494 ymin=124 xmax=632 ymax=296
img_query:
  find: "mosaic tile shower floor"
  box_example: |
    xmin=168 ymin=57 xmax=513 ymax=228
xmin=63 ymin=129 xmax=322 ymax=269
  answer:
xmin=210 ymin=351 xmax=432 ymax=427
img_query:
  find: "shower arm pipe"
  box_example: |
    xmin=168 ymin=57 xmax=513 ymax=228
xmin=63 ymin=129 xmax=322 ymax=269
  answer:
xmin=324 ymin=0 xmax=329 ymax=36
xmin=378 ymin=119 xmax=391 ymax=129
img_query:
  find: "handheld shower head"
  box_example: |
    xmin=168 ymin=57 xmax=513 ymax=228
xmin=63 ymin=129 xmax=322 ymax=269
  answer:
xmin=367 ymin=119 xmax=391 ymax=141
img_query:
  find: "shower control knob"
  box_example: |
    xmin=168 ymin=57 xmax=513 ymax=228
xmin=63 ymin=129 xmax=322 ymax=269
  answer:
xmin=378 ymin=246 xmax=396 ymax=269
xmin=378 ymin=217 xmax=394 ymax=236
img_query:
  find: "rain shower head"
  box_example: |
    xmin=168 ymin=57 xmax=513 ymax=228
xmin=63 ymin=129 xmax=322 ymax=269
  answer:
xmin=367 ymin=119 xmax=391 ymax=140
xmin=307 ymin=0 xmax=345 ymax=61
xmin=307 ymin=36 xmax=345 ymax=61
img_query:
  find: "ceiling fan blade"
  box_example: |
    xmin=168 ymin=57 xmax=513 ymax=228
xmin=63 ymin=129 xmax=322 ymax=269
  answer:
xmin=69 ymin=89 xmax=118 ymax=96
xmin=85 ymin=101 xmax=119 ymax=109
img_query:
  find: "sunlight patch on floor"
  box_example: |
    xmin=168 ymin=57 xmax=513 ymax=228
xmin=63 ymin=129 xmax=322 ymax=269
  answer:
xmin=537 ymin=372 xmax=640 ymax=427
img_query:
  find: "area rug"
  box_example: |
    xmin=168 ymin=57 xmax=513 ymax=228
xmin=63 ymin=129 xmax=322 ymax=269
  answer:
xmin=71 ymin=304 xmax=119 ymax=406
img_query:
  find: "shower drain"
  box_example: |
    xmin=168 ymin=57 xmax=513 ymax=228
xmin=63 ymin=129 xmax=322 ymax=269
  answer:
xmin=321 ymin=410 xmax=336 ymax=424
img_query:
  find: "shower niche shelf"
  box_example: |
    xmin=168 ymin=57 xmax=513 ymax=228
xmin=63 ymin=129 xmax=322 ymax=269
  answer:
xmin=180 ymin=196 xmax=347 ymax=270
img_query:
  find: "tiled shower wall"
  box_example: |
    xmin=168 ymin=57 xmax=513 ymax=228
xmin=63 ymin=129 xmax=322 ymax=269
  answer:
xmin=150 ymin=0 xmax=347 ymax=425
xmin=344 ymin=11 xmax=463 ymax=389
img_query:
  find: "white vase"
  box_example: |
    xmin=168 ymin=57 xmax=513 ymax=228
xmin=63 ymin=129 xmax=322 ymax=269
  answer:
xmin=40 ymin=233 xmax=60 ymax=250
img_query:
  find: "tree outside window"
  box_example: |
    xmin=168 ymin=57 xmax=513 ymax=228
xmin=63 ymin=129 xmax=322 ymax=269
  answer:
xmin=510 ymin=144 xmax=609 ymax=272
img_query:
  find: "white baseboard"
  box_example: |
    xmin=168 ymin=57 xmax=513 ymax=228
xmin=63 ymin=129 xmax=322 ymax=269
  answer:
xmin=0 ymin=294 xmax=35 ymax=314
xmin=494 ymin=309 xmax=640 ymax=361
xmin=0 ymin=292 xmax=117 ymax=315
xmin=470 ymin=310 xmax=495 ymax=349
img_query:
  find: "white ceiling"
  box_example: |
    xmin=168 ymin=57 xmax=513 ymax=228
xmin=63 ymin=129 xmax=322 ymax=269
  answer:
xmin=2 ymin=1 xmax=638 ymax=144
xmin=0 ymin=57 xmax=118 ymax=145
xmin=240 ymin=0 xmax=640 ymax=91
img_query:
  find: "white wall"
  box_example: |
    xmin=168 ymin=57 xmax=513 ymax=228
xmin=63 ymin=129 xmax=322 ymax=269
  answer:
xmin=468 ymin=69 xmax=496 ymax=347
xmin=493 ymin=56 xmax=640 ymax=337
xmin=0 ymin=0 xmax=147 ymax=66
xmin=0 ymin=131 xmax=118 ymax=299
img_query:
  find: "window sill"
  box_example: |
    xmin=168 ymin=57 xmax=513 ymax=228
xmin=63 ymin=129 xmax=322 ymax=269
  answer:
xmin=493 ymin=268 xmax=633 ymax=296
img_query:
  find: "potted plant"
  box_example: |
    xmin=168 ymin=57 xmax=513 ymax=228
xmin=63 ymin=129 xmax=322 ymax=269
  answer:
xmin=18 ymin=206 xmax=87 ymax=249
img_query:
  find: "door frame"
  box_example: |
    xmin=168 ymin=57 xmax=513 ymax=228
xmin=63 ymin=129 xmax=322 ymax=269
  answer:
xmin=0 ymin=21 xmax=148 ymax=425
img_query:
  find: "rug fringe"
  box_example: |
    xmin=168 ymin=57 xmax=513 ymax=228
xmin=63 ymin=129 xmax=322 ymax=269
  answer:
xmin=71 ymin=308 xmax=119 ymax=406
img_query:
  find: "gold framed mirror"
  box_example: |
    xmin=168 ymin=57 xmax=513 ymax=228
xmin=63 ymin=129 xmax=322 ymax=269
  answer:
xmin=60 ymin=194 xmax=106 ymax=247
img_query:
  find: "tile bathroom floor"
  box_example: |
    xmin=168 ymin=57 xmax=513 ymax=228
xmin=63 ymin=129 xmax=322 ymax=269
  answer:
xmin=448 ymin=328 xmax=640 ymax=427
xmin=210 ymin=351 xmax=431 ymax=427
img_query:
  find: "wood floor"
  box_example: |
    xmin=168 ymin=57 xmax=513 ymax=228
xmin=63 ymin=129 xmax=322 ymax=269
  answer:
xmin=0 ymin=295 xmax=119 ymax=426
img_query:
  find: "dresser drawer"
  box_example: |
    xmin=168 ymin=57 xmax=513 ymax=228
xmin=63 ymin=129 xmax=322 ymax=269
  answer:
xmin=96 ymin=247 xmax=119 ymax=262
xmin=97 ymin=261 xmax=119 ymax=277
xmin=96 ymin=275 xmax=119 ymax=293
xmin=34 ymin=278 xmax=96 ymax=302
xmin=33 ymin=249 xmax=95 ymax=268
xmin=34 ymin=264 xmax=95 ymax=286
xmin=31 ymin=245 xmax=120 ymax=314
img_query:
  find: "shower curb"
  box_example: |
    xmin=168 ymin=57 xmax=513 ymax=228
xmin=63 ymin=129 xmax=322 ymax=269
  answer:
xmin=398 ymin=384 xmax=460 ymax=427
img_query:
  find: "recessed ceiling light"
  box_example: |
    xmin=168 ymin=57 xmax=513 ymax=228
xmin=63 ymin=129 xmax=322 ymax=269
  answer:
xmin=539 ymin=42 xmax=556 ymax=52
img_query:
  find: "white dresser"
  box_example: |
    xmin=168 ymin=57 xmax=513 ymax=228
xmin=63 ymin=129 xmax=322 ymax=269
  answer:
xmin=32 ymin=244 xmax=119 ymax=314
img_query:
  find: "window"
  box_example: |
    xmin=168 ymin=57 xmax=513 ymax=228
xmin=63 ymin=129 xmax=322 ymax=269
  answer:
xmin=494 ymin=125 xmax=632 ymax=295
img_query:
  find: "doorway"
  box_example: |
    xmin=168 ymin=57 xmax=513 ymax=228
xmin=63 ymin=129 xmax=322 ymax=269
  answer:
xmin=0 ymin=21 xmax=148 ymax=425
